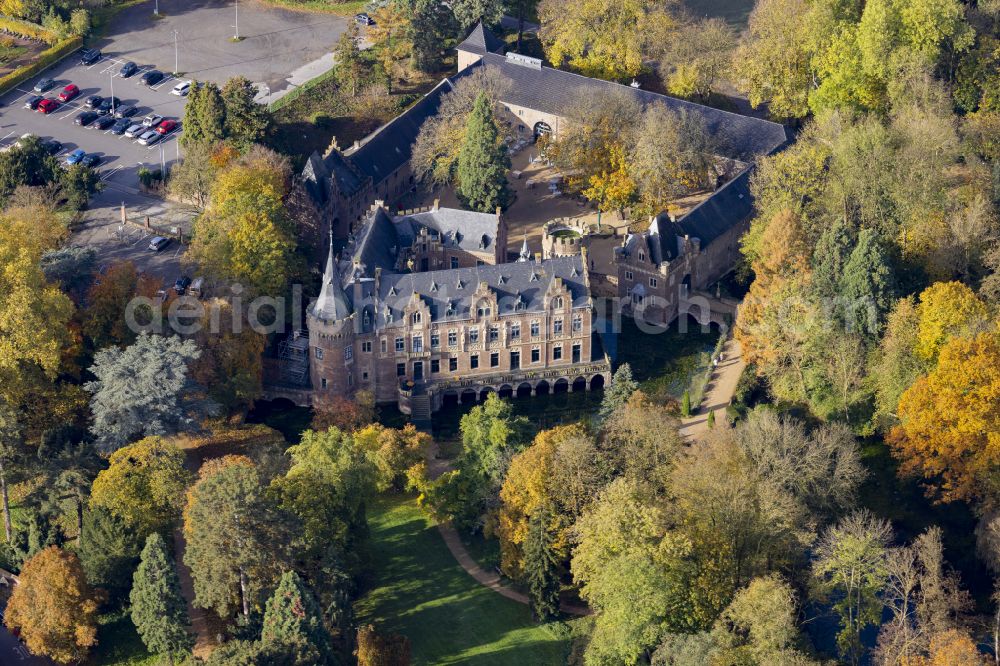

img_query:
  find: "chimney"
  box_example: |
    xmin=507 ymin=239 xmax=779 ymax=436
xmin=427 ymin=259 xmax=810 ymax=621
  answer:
xmin=120 ymin=202 xmax=126 ymax=225
xmin=432 ymin=198 xmax=440 ymax=212
xmin=353 ymin=140 xmax=360 ymax=150
xmin=375 ymin=267 xmax=382 ymax=292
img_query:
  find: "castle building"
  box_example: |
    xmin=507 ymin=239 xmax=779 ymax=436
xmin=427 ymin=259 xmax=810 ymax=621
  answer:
xmin=306 ymin=204 xmax=611 ymax=417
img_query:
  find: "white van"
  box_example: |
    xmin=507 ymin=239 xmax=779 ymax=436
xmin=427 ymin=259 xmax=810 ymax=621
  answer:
xmin=189 ymin=277 xmax=205 ymax=298
xmin=171 ymin=80 xmax=192 ymax=96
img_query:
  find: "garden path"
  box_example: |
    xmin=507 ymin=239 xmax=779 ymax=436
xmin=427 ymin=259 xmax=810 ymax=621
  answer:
xmin=678 ymin=338 xmax=747 ymax=440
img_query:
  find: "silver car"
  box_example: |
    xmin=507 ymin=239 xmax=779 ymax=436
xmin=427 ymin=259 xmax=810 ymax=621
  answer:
xmin=124 ymin=124 xmax=145 ymax=138
xmin=137 ymin=130 xmax=161 ymax=146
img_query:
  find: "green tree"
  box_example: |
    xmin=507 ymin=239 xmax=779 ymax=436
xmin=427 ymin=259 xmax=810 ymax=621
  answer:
xmin=659 ymin=18 xmax=737 ymax=100
xmin=459 ymin=392 xmax=529 ymax=484
xmin=811 ymin=218 xmax=853 ymax=300
xmin=60 ymin=163 xmax=101 ymax=209
xmin=0 ymin=401 xmax=23 ymax=541
xmin=598 ymin=363 xmax=638 ymax=422
xmin=523 ymin=502 xmax=561 ymax=621
xmin=85 ymin=334 xmax=218 ymax=453
xmin=813 ymin=510 xmax=893 ymax=666
xmin=69 ymin=8 xmax=89 ymax=36
xmin=334 ymin=23 xmax=366 ymax=97
xmin=78 ymin=506 xmax=143 ymax=602
xmin=456 ymin=92 xmax=511 ymax=212
xmin=409 ymin=0 xmax=453 ymax=73
xmin=0 ymin=136 xmax=62 ymax=203
xmin=451 ymin=0 xmax=503 ymax=30
xmin=168 ymin=141 xmax=220 ymax=210
xmin=260 ymin=570 xmax=334 ymax=665
xmin=221 ymin=76 xmax=271 ymax=148
xmin=130 ymin=532 xmax=194 ymax=664
xmin=184 ymin=458 xmax=286 ymax=620
xmin=183 ymin=81 xmax=226 ymax=146
xmin=839 ymin=228 xmax=897 ymax=335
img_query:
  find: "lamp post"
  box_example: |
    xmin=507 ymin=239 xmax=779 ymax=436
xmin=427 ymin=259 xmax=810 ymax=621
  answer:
xmin=154 ymin=0 xmax=158 ymax=16
xmin=173 ymin=30 xmax=179 ymax=74
xmin=109 ymin=69 xmax=115 ymax=116
xmin=233 ymin=0 xmax=239 ymax=40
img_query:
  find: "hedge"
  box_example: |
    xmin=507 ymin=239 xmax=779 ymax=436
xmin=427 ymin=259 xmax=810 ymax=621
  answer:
xmin=0 ymin=36 xmax=82 ymax=96
xmin=0 ymin=16 xmax=59 ymax=44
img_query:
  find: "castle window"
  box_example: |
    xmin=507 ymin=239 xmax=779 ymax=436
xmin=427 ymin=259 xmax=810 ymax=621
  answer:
xmin=448 ymin=330 xmax=458 ymax=346
xmin=449 ymin=357 xmax=458 ymax=371
xmin=489 ymin=326 xmax=499 ymax=342
xmin=477 ymin=302 xmax=492 ymax=318
xmin=381 ymin=338 xmax=387 ymax=354
xmin=431 ymin=333 xmax=440 ymax=348
xmin=531 ymin=321 xmax=540 ymax=337
xmin=314 ymin=347 xmax=324 ymax=360
xmin=451 ymin=257 xmax=459 ymax=269
xmin=531 ymin=348 xmax=540 ymax=363
xmin=363 ymin=371 xmax=369 ymax=381
xmin=348 ymin=374 xmax=354 ymax=386
xmin=396 ymin=363 xmax=406 ymax=377
xmin=321 ymin=378 xmax=327 ymax=389
xmin=639 ymin=251 xmax=645 ymax=262
xmin=431 ymin=359 xmax=440 ymax=373
xmin=552 ymin=296 xmax=563 ymax=309
xmin=490 ymin=352 xmax=499 ymax=367
xmin=572 ymin=315 xmax=582 ymax=333
xmin=553 ymin=345 xmax=563 ymax=361
xmin=345 ymin=345 xmax=353 ymax=361
xmin=554 ymin=318 xmax=563 ymax=335
xmin=625 ymin=270 xmax=633 ymax=281
xmin=469 ymin=328 xmax=480 ymax=344
xmin=362 ymin=341 xmax=372 ymax=353
xmin=412 ymin=312 xmax=422 ymax=325
xmin=364 ymin=311 xmax=370 ymax=327
xmin=649 ymin=277 xmax=658 ymax=288
xmin=412 ymin=335 xmax=423 ymax=353
xmin=511 ymin=323 xmax=520 ymax=339
xmin=395 ymin=337 xmax=404 ymax=352
xmin=470 ymin=354 xmax=479 ymax=369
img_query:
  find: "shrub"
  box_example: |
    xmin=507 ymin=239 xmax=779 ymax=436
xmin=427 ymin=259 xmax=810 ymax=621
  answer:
xmin=0 ymin=16 xmax=59 ymax=44
xmin=0 ymin=37 xmax=82 ymax=96
xmin=681 ymin=390 xmax=691 ymax=417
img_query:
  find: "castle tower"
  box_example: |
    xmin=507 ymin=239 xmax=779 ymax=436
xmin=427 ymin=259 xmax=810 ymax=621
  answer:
xmin=307 ymin=231 xmax=357 ymax=396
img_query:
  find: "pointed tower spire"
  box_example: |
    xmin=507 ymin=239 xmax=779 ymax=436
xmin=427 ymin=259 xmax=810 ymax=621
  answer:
xmin=312 ymin=227 xmax=351 ymax=321
xmin=518 ymin=234 xmax=531 ymax=262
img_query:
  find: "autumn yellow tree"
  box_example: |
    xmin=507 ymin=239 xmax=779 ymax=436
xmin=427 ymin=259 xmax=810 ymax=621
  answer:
xmin=539 ymin=0 xmax=675 ymax=80
xmin=912 ymin=281 xmax=990 ymax=362
xmin=353 ymin=422 xmax=430 ymax=492
xmin=189 ymin=299 xmax=265 ymax=415
xmin=4 ymin=546 xmax=100 ymax=664
xmin=583 ymin=144 xmax=636 ymax=216
xmin=890 ymin=330 xmax=1000 ymax=502
xmin=90 ymin=436 xmax=193 ymax=537
xmin=498 ymin=424 xmax=583 ymax=579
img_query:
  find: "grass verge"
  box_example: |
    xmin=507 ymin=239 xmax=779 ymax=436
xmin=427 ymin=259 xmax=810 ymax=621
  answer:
xmin=89 ymin=611 xmax=156 ymax=665
xmin=356 ymin=495 xmax=576 ymax=665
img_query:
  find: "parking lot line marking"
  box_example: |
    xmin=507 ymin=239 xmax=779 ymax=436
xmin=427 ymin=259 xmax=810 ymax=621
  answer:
xmin=0 ymin=131 xmax=14 ymax=145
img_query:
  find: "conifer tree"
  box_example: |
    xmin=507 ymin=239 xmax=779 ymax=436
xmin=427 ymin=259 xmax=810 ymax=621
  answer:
xmin=183 ymin=82 xmax=226 ymax=146
xmin=456 ymin=92 xmax=510 ymax=212
xmin=260 ymin=570 xmax=334 ymax=665
xmin=598 ymin=363 xmax=638 ymax=422
xmin=130 ymin=532 xmax=194 ymax=664
xmin=523 ymin=502 xmax=561 ymax=621
xmin=334 ymin=23 xmax=366 ymax=97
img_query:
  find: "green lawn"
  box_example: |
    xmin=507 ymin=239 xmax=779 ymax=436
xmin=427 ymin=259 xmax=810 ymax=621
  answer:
xmin=615 ymin=317 xmax=720 ymax=403
xmin=355 ymin=495 xmax=575 ymax=665
xmin=682 ymin=0 xmax=756 ymax=27
xmin=88 ymin=611 xmax=156 ymax=666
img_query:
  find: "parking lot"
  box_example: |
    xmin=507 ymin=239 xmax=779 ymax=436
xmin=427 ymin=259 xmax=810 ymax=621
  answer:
xmin=0 ymin=50 xmax=187 ymax=191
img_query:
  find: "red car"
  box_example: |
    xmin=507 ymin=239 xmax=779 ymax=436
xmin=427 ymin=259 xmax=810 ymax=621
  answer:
xmin=36 ymin=98 xmax=59 ymax=114
xmin=58 ymin=84 xmax=79 ymax=102
xmin=155 ymin=119 xmax=178 ymax=135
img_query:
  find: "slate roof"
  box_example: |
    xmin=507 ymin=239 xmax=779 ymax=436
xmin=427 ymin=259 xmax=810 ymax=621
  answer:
xmin=456 ymin=21 xmax=506 ymax=55
xmin=463 ymin=52 xmax=788 ymax=161
xmin=350 ymin=207 xmax=400 ymax=276
xmin=375 ymin=255 xmax=589 ymax=328
xmin=395 ymin=208 xmax=501 ymax=253
xmin=343 ymin=79 xmax=454 ymax=185
xmin=312 ymin=236 xmax=352 ymax=322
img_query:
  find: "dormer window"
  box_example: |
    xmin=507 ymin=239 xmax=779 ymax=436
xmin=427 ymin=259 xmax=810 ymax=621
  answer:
xmin=552 ymin=296 xmax=564 ymax=310
xmin=639 ymin=251 xmax=645 ymax=262
xmin=477 ymin=300 xmax=492 ymax=318
xmin=411 ymin=312 xmax=422 ymax=325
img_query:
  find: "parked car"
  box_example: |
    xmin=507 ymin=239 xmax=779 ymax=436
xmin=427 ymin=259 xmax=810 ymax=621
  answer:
xmin=42 ymin=139 xmax=62 ymax=155
xmin=173 ymin=276 xmax=192 ymax=294
xmin=23 ymin=95 xmax=42 ymax=110
xmin=148 ymin=236 xmax=170 ymax=252
xmin=81 ymin=154 xmax=101 ymax=168
xmin=36 ymin=98 xmax=58 ymax=114
xmin=354 ymin=12 xmax=374 ymax=25
xmin=75 ymin=111 xmax=98 ymax=126
xmin=156 ymin=119 xmax=178 ymax=135
xmin=114 ymin=105 xmax=138 ymax=119
xmin=141 ymin=113 xmax=162 ymax=128
xmin=170 ymin=80 xmax=191 ymax=96
xmin=124 ymin=124 xmax=145 ymax=138
xmin=189 ymin=277 xmax=205 ymax=298
xmin=65 ymin=149 xmax=86 ymax=165
xmin=85 ymin=95 xmax=103 ymax=109
xmin=58 ymin=84 xmax=79 ymax=102
xmin=119 ymin=61 xmax=138 ymax=77
xmin=110 ymin=118 xmax=132 ymax=135
xmin=80 ymin=48 xmax=101 ymax=65
xmin=141 ymin=70 xmax=163 ymax=86
xmin=97 ymin=97 xmax=121 ymax=115
xmin=93 ymin=115 xmax=116 ymax=130
xmin=137 ymin=130 xmax=161 ymax=146
xmin=32 ymin=78 xmax=54 ymax=93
